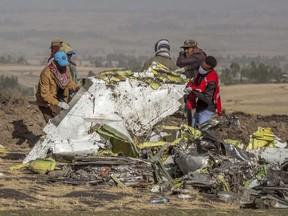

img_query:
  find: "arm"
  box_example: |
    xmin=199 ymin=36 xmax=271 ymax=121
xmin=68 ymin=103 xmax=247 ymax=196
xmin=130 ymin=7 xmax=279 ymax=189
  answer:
xmin=193 ymin=82 xmax=216 ymax=106
xmin=69 ymin=61 xmax=79 ymax=83
xmin=177 ymin=52 xmax=201 ymax=67
xmin=178 ymin=51 xmax=206 ymax=71
xmin=141 ymin=58 xmax=152 ymax=72
xmin=67 ymin=78 xmax=77 ymax=91
xmin=39 ymin=72 xmax=59 ymax=106
xmin=176 ymin=52 xmax=190 ymax=68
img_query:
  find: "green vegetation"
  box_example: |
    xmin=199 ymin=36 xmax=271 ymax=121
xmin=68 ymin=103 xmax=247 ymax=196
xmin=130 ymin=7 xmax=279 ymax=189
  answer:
xmin=0 ymin=75 xmax=34 ymax=96
xmin=86 ymin=54 xmax=288 ymax=84
xmin=90 ymin=54 xmax=148 ymax=71
xmin=219 ymin=56 xmax=287 ymax=85
xmin=0 ymin=55 xmax=29 ymax=65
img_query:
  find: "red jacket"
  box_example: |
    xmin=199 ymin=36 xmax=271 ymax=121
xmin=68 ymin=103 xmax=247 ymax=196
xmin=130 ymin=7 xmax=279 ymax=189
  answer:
xmin=186 ymin=69 xmax=222 ymax=116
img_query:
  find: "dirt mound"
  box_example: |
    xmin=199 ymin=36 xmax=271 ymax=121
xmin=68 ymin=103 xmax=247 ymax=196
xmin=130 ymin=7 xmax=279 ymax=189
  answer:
xmin=0 ymin=91 xmax=287 ymax=152
xmin=0 ymin=91 xmax=288 ymax=212
xmin=211 ymin=112 xmax=288 ymax=145
xmin=0 ymin=91 xmax=45 ymax=151
xmin=0 ymin=91 xmax=27 ymax=106
xmin=165 ymin=111 xmax=288 ymax=147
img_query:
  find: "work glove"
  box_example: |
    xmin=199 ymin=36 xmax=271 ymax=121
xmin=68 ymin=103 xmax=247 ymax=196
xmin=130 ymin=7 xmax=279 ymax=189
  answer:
xmin=69 ymin=90 xmax=76 ymax=98
xmin=58 ymin=101 xmax=70 ymax=110
xmin=183 ymin=87 xmax=193 ymax=95
xmin=175 ymin=67 xmax=186 ymax=74
xmin=180 ymin=74 xmax=187 ymax=80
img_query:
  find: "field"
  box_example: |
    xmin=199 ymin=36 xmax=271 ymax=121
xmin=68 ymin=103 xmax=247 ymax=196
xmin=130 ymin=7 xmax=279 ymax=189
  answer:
xmin=221 ymin=83 xmax=288 ymax=115
xmin=0 ymin=64 xmax=287 ymax=115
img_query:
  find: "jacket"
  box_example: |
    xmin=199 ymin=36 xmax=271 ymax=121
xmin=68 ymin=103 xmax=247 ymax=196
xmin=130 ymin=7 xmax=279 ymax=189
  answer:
xmin=69 ymin=60 xmax=79 ymax=83
xmin=36 ymin=65 xmax=77 ymax=107
xmin=141 ymin=56 xmax=178 ymax=72
xmin=186 ymin=69 xmax=222 ymax=116
xmin=176 ymin=48 xmax=206 ymax=79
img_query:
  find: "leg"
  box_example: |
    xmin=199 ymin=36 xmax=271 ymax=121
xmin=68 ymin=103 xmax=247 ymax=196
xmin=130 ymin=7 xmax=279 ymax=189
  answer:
xmin=197 ymin=110 xmax=215 ymax=127
xmin=38 ymin=105 xmax=60 ymax=123
xmin=191 ymin=111 xmax=199 ymax=128
xmin=187 ymin=108 xmax=192 ymax=126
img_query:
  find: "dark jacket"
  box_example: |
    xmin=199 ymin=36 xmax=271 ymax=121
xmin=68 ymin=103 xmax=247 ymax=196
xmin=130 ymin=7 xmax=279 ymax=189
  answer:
xmin=193 ymin=81 xmax=216 ymax=113
xmin=176 ymin=48 xmax=206 ymax=79
xmin=141 ymin=56 xmax=178 ymax=72
xmin=192 ymin=73 xmax=216 ymax=113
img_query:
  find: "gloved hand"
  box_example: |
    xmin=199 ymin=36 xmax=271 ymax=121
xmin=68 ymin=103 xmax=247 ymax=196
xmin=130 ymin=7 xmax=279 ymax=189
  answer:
xmin=175 ymin=67 xmax=186 ymax=74
xmin=183 ymin=87 xmax=193 ymax=95
xmin=180 ymin=74 xmax=187 ymax=79
xmin=69 ymin=90 xmax=76 ymax=98
xmin=58 ymin=101 xmax=70 ymax=110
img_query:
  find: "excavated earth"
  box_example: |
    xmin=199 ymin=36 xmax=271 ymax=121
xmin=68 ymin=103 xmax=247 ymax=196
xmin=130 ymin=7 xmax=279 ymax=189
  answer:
xmin=0 ymin=91 xmax=288 ymax=215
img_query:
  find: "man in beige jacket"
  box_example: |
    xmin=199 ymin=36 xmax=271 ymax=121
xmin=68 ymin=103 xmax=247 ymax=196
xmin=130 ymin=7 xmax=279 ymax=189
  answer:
xmin=36 ymin=51 xmax=77 ymax=123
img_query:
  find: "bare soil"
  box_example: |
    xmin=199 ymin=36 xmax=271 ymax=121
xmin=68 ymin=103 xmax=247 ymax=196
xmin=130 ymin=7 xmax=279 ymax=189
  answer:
xmin=0 ymin=85 xmax=288 ymax=214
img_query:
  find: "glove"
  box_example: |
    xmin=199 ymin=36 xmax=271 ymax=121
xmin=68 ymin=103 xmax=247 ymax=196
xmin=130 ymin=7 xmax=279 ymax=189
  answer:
xmin=175 ymin=67 xmax=186 ymax=74
xmin=58 ymin=101 xmax=70 ymax=110
xmin=180 ymin=74 xmax=187 ymax=79
xmin=183 ymin=87 xmax=193 ymax=95
xmin=69 ymin=90 xmax=76 ymax=98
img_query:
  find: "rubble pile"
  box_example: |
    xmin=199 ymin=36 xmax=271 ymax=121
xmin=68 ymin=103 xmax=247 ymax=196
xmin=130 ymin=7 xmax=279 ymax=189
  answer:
xmin=2 ymin=64 xmax=288 ymax=209
xmin=25 ymin=113 xmax=288 ymax=209
xmin=51 ymin=156 xmax=154 ymax=187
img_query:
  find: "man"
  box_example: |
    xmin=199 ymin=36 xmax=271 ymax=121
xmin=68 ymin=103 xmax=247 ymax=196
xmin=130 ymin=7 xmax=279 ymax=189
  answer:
xmin=47 ymin=39 xmax=63 ymax=64
xmin=184 ymin=56 xmax=222 ymax=128
xmin=176 ymin=40 xmax=207 ymax=125
xmin=176 ymin=40 xmax=206 ymax=79
xmin=141 ymin=39 xmax=178 ymax=71
xmin=60 ymin=42 xmax=79 ymax=83
xmin=36 ymin=51 xmax=77 ymax=123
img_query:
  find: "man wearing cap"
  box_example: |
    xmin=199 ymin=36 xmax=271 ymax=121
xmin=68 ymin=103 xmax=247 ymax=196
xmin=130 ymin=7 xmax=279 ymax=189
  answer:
xmin=60 ymin=42 xmax=79 ymax=83
xmin=141 ymin=39 xmax=178 ymax=71
xmin=47 ymin=39 xmax=63 ymax=64
xmin=36 ymin=51 xmax=77 ymax=123
xmin=176 ymin=40 xmax=206 ymax=79
xmin=176 ymin=40 xmax=207 ymax=126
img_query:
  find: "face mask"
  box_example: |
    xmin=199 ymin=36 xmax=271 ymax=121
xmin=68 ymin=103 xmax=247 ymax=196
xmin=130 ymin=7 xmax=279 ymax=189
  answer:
xmin=198 ymin=65 xmax=208 ymax=75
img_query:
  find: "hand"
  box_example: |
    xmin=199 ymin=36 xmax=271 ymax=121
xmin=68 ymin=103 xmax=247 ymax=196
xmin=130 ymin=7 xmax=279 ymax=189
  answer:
xmin=180 ymin=74 xmax=187 ymax=79
xmin=175 ymin=67 xmax=186 ymax=74
xmin=183 ymin=87 xmax=193 ymax=95
xmin=69 ymin=90 xmax=76 ymax=98
xmin=58 ymin=101 xmax=70 ymax=110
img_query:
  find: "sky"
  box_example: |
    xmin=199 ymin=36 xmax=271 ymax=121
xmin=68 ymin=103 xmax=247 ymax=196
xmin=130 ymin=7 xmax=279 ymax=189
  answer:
xmin=0 ymin=0 xmax=288 ymax=58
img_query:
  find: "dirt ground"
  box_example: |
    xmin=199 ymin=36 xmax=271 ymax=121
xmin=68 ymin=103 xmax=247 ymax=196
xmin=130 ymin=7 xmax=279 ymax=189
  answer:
xmin=0 ymin=86 xmax=288 ymax=214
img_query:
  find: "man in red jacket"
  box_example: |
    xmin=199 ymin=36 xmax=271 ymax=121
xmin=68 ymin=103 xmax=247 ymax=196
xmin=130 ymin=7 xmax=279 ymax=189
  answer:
xmin=184 ymin=56 xmax=222 ymax=128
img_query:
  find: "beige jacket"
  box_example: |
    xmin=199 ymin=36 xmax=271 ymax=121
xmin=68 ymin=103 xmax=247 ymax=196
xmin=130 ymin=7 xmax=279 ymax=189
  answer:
xmin=36 ymin=66 xmax=77 ymax=107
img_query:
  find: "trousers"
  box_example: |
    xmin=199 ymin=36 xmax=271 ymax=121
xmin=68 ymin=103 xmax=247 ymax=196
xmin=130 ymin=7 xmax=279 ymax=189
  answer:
xmin=38 ymin=105 xmax=61 ymax=123
xmin=192 ymin=110 xmax=214 ymax=128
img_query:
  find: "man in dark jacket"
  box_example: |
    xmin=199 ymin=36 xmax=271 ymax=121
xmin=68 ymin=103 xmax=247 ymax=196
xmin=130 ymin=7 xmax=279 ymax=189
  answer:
xmin=176 ymin=40 xmax=207 ymax=126
xmin=141 ymin=39 xmax=178 ymax=71
xmin=176 ymin=40 xmax=206 ymax=80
